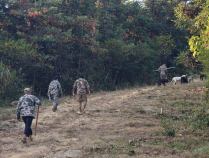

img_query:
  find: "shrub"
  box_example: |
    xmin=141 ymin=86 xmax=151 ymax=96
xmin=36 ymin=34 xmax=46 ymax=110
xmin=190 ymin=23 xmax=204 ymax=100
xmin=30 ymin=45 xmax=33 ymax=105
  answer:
xmin=160 ymin=117 xmax=180 ymax=137
xmin=0 ymin=61 xmax=25 ymax=106
xmin=189 ymin=107 xmax=209 ymax=130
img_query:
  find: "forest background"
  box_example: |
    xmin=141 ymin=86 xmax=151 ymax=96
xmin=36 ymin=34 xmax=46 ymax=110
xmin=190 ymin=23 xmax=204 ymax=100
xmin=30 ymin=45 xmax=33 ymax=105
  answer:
xmin=0 ymin=0 xmax=206 ymax=105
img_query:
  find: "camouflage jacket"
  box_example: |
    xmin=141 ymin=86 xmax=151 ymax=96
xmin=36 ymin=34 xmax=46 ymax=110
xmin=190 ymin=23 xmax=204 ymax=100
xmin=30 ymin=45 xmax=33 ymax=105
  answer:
xmin=158 ymin=65 xmax=167 ymax=74
xmin=16 ymin=94 xmax=42 ymax=119
xmin=73 ymin=78 xmax=90 ymax=94
xmin=47 ymin=80 xmax=63 ymax=95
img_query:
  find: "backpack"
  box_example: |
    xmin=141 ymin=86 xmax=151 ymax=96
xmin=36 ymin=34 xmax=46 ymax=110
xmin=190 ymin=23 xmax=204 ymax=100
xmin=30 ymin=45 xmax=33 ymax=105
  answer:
xmin=49 ymin=81 xmax=59 ymax=95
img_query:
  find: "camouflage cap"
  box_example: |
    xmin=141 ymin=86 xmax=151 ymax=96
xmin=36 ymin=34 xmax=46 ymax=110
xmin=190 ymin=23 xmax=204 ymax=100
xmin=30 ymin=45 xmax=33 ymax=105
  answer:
xmin=24 ymin=88 xmax=31 ymax=93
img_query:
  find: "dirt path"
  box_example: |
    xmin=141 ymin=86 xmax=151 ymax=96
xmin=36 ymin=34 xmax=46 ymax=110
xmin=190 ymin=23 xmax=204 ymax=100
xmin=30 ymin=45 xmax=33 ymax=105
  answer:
xmin=0 ymin=78 xmax=207 ymax=158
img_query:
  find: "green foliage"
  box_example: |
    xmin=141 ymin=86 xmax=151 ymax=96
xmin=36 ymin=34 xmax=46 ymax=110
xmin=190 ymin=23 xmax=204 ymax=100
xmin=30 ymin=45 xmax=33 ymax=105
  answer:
xmin=175 ymin=50 xmax=202 ymax=70
xmin=174 ymin=0 xmax=209 ymax=71
xmin=160 ymin=117 xmax=180 ymax=137
xmin=194 ymin=145 xmax=209 ymax=153
xmin=189 ymin=106 xmax=209 ymax=130
xmin=0 ymin=0 xmax=191 ymax=104
xmin=0 ymin=61 xmax=25 ymax=106
xmin=175 ymin=4 xmax=209 ymax=138
xmin=0 ymin=61 xmax=11 ymax=94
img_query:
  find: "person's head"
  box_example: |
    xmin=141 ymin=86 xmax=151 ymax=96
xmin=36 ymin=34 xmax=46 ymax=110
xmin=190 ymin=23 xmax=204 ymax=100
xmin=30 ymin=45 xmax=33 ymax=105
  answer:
xmin=24 ymin=88 xmax=31 ymax=95
xmin=79 ymin=75 xmax=84 ymax=79
xmin=54 ymin=76 xmax=59 ymax=80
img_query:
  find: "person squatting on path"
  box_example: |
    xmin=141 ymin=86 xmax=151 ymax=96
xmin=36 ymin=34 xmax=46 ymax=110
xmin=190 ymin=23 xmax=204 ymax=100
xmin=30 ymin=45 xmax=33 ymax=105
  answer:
xmin=157 ymin=63 xmax=168 ymax=86
xmin=48 ymin=76 xmax=63 ymax=112
xmin=73 ymin=75 xmax=90 ymax=114
xmin=16 ymin=88 xmax=42 ymax=143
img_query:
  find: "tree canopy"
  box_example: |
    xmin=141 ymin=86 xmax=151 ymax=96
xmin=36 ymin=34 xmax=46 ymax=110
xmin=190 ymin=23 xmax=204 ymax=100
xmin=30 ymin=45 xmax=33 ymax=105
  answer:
xmin=0 ymin=0 xmax=191 ymax=104
xmin=174 ymin=0 xmax=209 ymax=71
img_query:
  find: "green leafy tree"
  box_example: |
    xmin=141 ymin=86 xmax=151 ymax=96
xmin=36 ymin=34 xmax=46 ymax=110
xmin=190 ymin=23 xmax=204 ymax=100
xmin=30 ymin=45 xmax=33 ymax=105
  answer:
xmin=0 ymin=0 xmax=192 ymax=105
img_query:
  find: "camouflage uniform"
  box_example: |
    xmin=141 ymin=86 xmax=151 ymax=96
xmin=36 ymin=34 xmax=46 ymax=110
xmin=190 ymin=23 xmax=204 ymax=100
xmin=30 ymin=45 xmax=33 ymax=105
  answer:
xmin=47 ymin=80 xmax=63 ymax=110
xmin=73 ymin=78 xmax=90 ymax=112
xmin=158 ymin=65 xmax=168 ymax=80
xmin=16 ymin=94 xmax=42 ymax=119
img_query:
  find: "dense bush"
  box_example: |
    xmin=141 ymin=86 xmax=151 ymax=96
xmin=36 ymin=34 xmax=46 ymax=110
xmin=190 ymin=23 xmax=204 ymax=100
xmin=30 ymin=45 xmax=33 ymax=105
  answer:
xmin=0 ymin=61 xmax=25 ymax=105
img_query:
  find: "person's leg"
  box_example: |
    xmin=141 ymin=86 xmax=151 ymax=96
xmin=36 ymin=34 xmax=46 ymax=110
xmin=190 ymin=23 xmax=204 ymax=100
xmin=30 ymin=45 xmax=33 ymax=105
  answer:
xmin=22 ymin=116 xmax=33 ymax=143
xmin=158 ymin=78 xmax=161 ymax=86
xmin=76 ymin=101 xmax=82 ymax=114
xmin=29 ymin=135 xmax=33 ymax=141
xmin=80 ymin=94 xmax=87 ymax=113
xmin=77 ymin=94 xmax=82 ymax=112
xmin=160 ymin=73 xmax=164 ymax=80
xmin=52 ymin=94 xmax=55 ymax=111
xmin=79 ymin=102 xmax=82 ymax=112
xmin=21 ymin=117 xmax=27 ymax=143
xmin=22 ymin=116 xmax=26 ymax=124
xmin=52 ymin=94 xmax=59 ymax=111
xmin=26 ymin=116 xmax=33 ymax=141
xmin=83 ymin=94 xmax=87 ymax=110
xmin=24 ymin=116 xmax=33 ymax=137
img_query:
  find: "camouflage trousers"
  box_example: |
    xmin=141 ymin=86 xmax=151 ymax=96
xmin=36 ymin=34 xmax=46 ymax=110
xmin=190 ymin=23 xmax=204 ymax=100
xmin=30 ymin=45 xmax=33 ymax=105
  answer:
xmin=77 ymin=94 xmax=87 ymax=112
xmin=160 ymin=72 xmax=167 ymax=80
xmin=51 ymin=94 xmax=59 ymax=110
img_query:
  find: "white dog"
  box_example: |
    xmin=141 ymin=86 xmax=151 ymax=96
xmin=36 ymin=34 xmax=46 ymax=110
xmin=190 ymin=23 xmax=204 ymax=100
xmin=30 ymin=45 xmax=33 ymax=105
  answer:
xmin=171 ymin=77 xmax=181 ymax=85
xmin=171 ymin=75 xmax=188 ymax=85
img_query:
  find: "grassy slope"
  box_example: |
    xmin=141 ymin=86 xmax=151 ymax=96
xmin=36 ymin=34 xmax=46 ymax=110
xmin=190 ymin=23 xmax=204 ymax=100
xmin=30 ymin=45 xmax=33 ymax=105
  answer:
xmin=0 ymin=78 xmax=209 ymax=158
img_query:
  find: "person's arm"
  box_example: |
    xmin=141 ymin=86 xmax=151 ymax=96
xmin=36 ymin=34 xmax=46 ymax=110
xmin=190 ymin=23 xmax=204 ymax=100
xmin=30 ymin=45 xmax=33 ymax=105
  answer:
xmin=86 ymin=81 xmax=90 ymax=96
xmin=165 ymin=66 xmax=168 ymax=74
xmin=47 ymin=83 xmax=51 ymax=97
xmin=58 ymin=82 xmax=63 ymax=95
xmin=158 ymin=66 xmax=161 ymax=72
xmin=72 ymin=81 xmax=77 ymax=96
xmin=34 ymin=96 xmax=42 ymax=106
xmin=16 ymin=98 xmax=22 ymax=121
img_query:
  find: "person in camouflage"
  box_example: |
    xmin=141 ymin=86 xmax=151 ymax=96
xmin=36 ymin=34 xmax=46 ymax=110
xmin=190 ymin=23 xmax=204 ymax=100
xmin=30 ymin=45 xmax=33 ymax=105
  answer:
xmin=48 ymin=76 xmax=63 ymax=112
xmin=16 ymin=88 xmax=42 ymax=143
xmin=157 ymin=63 xmax=168 ymax=86
xmin=73 ymin=75 xmax=90 ymax=114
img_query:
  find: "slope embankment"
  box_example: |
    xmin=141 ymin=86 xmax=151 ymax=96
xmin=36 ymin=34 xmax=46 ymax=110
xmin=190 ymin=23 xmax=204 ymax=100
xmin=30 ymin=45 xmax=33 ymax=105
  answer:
xmin=0 ymin=78 xmax=208 ymax=158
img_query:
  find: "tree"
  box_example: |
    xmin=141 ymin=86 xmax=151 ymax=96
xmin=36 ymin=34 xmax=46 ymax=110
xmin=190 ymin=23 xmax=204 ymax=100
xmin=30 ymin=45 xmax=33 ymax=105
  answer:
xmin=0 ymin=0 xmax=191 ymax=104
xmin=174 ymin=0 xmax=208 ymax=71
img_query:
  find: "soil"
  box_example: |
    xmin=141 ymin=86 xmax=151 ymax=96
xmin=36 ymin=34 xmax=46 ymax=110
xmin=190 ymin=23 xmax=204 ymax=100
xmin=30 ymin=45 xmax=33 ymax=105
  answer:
xmin=0 ymin=78 xmax=208 ymax=158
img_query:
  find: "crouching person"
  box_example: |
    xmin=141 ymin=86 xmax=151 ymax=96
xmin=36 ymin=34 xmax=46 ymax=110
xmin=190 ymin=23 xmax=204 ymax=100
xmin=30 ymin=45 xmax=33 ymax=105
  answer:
xmin=16 ymin=88 xmax=42 ymax=143
xmin=73 ymin=75 xmax=90 ymax=114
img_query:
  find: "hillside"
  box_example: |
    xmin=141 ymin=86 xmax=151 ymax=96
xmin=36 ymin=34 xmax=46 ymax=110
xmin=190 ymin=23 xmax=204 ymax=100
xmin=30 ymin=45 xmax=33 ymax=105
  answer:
xmin=0 ymin=78 xmax=209 ymax=158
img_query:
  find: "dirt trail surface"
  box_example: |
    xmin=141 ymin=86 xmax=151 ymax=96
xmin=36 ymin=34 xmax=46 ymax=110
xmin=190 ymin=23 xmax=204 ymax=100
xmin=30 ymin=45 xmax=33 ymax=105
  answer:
xmin=0 ymin=78 xmax=208 ymax=158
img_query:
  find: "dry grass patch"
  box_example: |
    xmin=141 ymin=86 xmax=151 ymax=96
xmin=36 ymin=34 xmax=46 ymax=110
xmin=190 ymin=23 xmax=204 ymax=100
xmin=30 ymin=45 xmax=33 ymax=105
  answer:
xmin=1 ymin=78 xmax=209 ymax=158
xmin=0 ymin=108 xmax=16 ymax=121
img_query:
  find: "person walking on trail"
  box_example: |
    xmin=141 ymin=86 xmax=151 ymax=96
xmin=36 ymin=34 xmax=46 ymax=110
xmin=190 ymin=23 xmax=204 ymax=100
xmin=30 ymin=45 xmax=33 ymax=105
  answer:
xmin=47 ymin=76 xmax=63 ymax=112
xmin=16 ymin=88 xmax=42 ymax=143
xmin=157 ymin=63 xmax=168 ymax=86
xmin=72 ymin=75 xmax=90 ymax=114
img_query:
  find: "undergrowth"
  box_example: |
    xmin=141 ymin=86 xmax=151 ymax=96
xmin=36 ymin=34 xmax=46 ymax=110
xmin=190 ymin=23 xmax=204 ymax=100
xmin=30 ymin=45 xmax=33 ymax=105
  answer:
xmin=160 ymin=117 xmax=180 ymax=137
